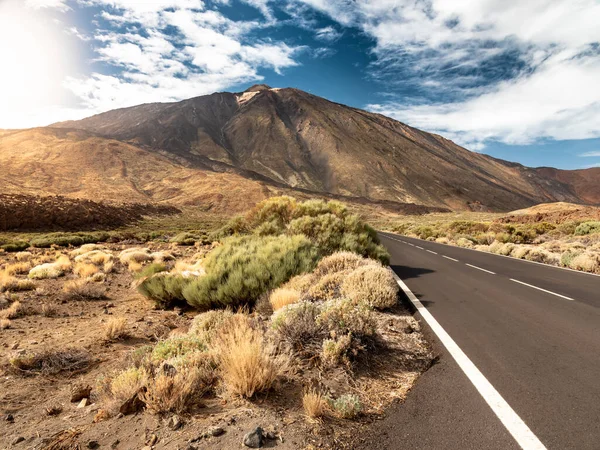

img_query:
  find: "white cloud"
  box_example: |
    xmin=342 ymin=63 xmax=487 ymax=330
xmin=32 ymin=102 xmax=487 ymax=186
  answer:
xmin=579 ymin=151 xmax=600 ymax=157
xmin=25 ymin=0 xmax=70 ymax=11
xmin=315 ymin=26 xmax=341 ymax=42
xmin=297 ymin=0 xmax=600 ymax=149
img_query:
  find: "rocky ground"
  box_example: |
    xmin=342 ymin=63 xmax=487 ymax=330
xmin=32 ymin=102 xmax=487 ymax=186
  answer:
xmin=0 ymin=242 xmax=432 ymax=450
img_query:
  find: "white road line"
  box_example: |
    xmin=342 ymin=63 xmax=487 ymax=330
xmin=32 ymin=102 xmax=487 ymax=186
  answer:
xmin=426 ymin=250 xmax=438 ymax=254
xmin=466 ymin=263 xmax=496 ymax=275
xmin=392 ymin=272 xmax=547 ymax=450
xmin=416 ymin=246 xmax=424 ymax=250
xmin=443 ymin=255 xmax=459 ymax=262
xmin=510 ymin=279 xmax=574 ymax=301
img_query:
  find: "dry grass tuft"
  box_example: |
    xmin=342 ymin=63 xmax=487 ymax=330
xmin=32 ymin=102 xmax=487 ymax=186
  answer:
xmin=54 ymin=255 xmax=72 ymax=271
xmin=104 ymin=317 xmax=128 ymax=341
xmin=15 ymin=251 xmax=33 ymax=261
xmin=313 ymin=251 xmax=376 ymax=277
xmin=0 ymin=272 xmax=35 ymax=292
xmin=215 ymin=315 xmax=284 ymax=398
xmin=142 ymin=367 xmax=205 ymax=414
xmin=303 ymin=389 xmax=328 ymax=419
xmin=6 ymin=262 xmax=31 ymax=275
xmin=28 ymin=263 xmax=64 ymax=280
xmin=74 ymin=262 xmax=100 ymax=278
xmin=119 ymin=248 xmax=153 ymax=265
xmin=62 ymin=279 xmax=106 ymax=300
xmin=9 ymin=347 xmax=92 ymax=375
xmin=107 ymin=367 xmax=149 ymax=404
xmin=0 ymin=318 xmax=11 ymax=329
xmin=0 ymin=301 xmax=22 ymax=320
xmin=128 ymin=261 xmax=143 ymax=272
xmin=269 ymin=288 xmax=300 ymax=311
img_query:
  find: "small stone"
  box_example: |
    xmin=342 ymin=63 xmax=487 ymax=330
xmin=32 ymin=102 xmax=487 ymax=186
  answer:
xmin=266 ymin=431 xmax=277 ymax=440
xmin=243 ymin=427 xmax=264 ymax=448
xmin=87 ymin=440 xmax=99 ymax=449
xmin=5 ymin=413 xmax=14 ymax=422
xmin=77 ymin=398 xmax=89 ymax=408
xmin=119 ymin=388 xmax=145 ymax=415
xmin=71 ymin=384 xmax=92 ymax=403
xmin=168 ymin=415 xmax=183 ymax=430
xmin=46 ymin=405 xmax=62 ymax=416
xmin=116 ymin=413 xmax=124 ymax=419
xmin=111 ymin=440 xmax=120 ymax=449
xmin=208 ymin=426 xmax=225 ymax=437
xmin=11 ymin=436 xmax=25 ymax=445
xmin=147 ymin=434 xmax=158 ymax=446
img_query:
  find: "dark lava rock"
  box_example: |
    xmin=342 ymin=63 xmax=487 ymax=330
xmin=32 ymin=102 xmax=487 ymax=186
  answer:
xmin=243 ymin=427 xmax=265 ymax=448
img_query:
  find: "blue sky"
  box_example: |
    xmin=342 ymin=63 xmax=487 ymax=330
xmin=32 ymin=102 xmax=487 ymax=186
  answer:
xmin=1 ymin=0 xmax=600 ymax=170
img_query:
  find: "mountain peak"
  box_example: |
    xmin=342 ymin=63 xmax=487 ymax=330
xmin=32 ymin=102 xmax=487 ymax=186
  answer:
xmin=244 ymin=84 xmax=272 ymax=92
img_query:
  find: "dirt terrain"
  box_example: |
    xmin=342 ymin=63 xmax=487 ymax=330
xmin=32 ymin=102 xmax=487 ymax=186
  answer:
xmin=498 ymin=202 xmax=600 ymax=224
xmin=0 ymin=241 xmax=432 ymax=449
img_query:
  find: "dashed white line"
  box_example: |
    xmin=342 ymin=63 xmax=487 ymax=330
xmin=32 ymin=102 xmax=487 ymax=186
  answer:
xmin=415 ymin=246 xmax=424 ymax=250
xmin=466 ymin=263 xmax=496 ymax=275
xmin=426 ymin=250 xmax=438 ymax=254
xmin=392 ymin=272 xmax=547 ymax=450
xmin=443 ymin=255 xmax=459 ymax=262
xmin=510 ymin=279 xmax=574 ymax=301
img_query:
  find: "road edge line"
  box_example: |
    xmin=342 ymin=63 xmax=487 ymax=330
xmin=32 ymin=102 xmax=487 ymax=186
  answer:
xmin=392 ymin=272 xmax=547 ymax=450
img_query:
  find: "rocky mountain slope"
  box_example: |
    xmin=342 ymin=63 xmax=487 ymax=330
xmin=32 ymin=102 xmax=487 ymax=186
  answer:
xmin=1 ymin=85 xmax=597 ymax=211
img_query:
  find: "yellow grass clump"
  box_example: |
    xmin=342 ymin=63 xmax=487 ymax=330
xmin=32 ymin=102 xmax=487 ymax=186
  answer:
xmin=215 ymin=315 xmax=285 ymax=398
xmin=74 ymin=262 xmax=100 ymax=278
xmin=29 ymin=263 xmax=64 ymax=279
xmin=0 ymin=301 xmax=22 ymax=320
xmin=15 ymin=252 xmax=32 ymax=262
xmin=104 ymin=317 xmax=128 ymax=341
xmin=0 ymin=272 xmax=35 ymax=292
xmin=54 ymin=255 xmax=72 ymax=271
xmin=6 ymin=262 xmax=31 ymax=275
xmin=269 ymin=288 xmax=300 ymax=311
xmin=63 ymin=279 xmax=106 ymax=300
xmin=0 ymin=318 xmax=11 ymax=329
xmin=303 ymin=389 xmax=328 ymax=419
xmin=108 ymin=367 xmax=149 ymax=404
xmin=119 ymin=248 xmax=153 ymax=265
xmin=340 ymin=265 xmax=399 ymax=310
xmin=141 ymin=366 xmax=204 ymax=414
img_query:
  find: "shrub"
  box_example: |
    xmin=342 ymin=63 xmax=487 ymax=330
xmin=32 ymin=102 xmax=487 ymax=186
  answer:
xmin=151 ymin=336 xmax=206 ymax=363
xmin=560 ymin=251 xmax=580 ymax=267
xmin=0 ymin=319 xmax=11 ymax=329
xmin=271 ymin=302 xmax=324 ymax=356
xmin=303 ymin=389 xmax=328 ymax=419
xmin=569 ymin=253 xmax=599 ymax=273
xmin=15 ymin=251 xmax=32 ymax=261
xmin=119 ymin=248 xmax=153 ymax=265
xmin=28 ymin=263 xmax=64 ymax=279
xmin=321 ymin=334 xmax=352 ymax=368
xmin=62 ymin=279 xmax=106 ymax=300
xmin=108 ymin=367 xmax=150 ymax=404
xmin=1 ymin=241 xmax=29 ymax=252
xmin=340 ymin=265 xmax=398 ymax=310
xmin=215 ymin=315 xmax=285 ymax=398
xmin=142 ymin=366 xmax=209 ymax=414
xmin=9 ymin=348 xmax=91 ymax=375
xmin=574 ymin=221 xmax=600 ymax=236
xmin=269 ymin=288 xmax=300 ymax=311
xmin=0 ymin=301 xmax=22 ymax=319
xmin=137 ymin=274 xmax=190 ymax=309
xmin=74 ymin=262 xmax=99 ymax=278
xmin=307 ymin=271 xmax=346 ymax=302
xmin=0 ymin=273 xmax=34 ymax=293
xmin=104 ymin=317 xmax=128 ymax=341
xmin=183 ymin=235 xmax=318 ymax=311
xmin=455 ymin=237 xmax=474 ymax=248
xmin=329 ymin=394 xmax=362 ymax=419
xmin=312 ymin=251 xmax=375 ymax=278
xmin=30 ymin=234 xmax=85 ymax=248
xmin=170 ymin=232 xmax=198 ymax=245
xmin=188 ymin=310 xmax=234 ymax=343
xmin=317 ymin=298 xmax=376 ymax=340
xmin=5 ymin=262 xmax=31 ymax=275
xmin=135 ymin=263 xmax=167 ymax=279
xmin=511 ymin=246 xmax=530 ymax=259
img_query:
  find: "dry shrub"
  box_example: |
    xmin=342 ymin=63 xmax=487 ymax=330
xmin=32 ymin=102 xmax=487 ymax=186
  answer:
xmin=511 ymin=246 xmax=530 ymax=259
xmin=90 ymin=272 xmax=106 ymax=282
xmin=282 ymin=273 xmax=315 ymax=292
xmin=54 ymin=255 xmax=72 ymax=271
xmin=435 ymin=237 xmax=449 ymax=244
xmin=152 ymin=251 xmax=175 ymax=263
xmin=317 ymin=298 xmax=376 ymax=340
xmin=128 ymin=261 xmax=143 ymax=272
xmin=103 ymin=260 xmax=114 ymax=273
xmin=569 ymin=253 xmax=599 ymax=273
xmin=321 ymin=334 xmax=352 ymax=368
xmin=107 ymin=367 xmax=149 ymax=404
xmin=271 ymin=302 xmax=323 ymax=356
xmin=340 ymin=265 xmax=399 ymax=310
xmin=0 ymin=318 xmax=11 ymax=329
xmin=269 ymin=288 xmax=300 ymax=311
xmin=74 ymin=262 xmax=100 ymax=278
xmin=0 ymin=272 xmax=35 ymax=292
xmin=62 ymin=279 xmax=106 ymax=300
xmin=41 ymin=303 xmax=58 ymax=317
xmin=303 ymin=389 xmax=328 ymax=419
xmin=70 ymin=244 xmax=104 ymax=257
xmin=28 ymin=263 xmax=64 ymax=279
xmin=15 ymin=251 xmax=32 ymax=261
xmin=142 ymin=367 xmax=203 ymax=414
xmin=215 ymin=315 xmax=285 ymax=398
xmin=0 ymin=301 xmax=22 ymax=320
xmin=312 ymin=251 xmax=375 ymax=278
xmin=307 ymin=271 xmax=346 ymax=302
xmin=6 ymin=262 xmax=31 ymax=275
xmin=9 ymin=348 xmax=92 ymax=375
xmin=119 ymin=248 xmax=153 ymax=265
xmin=188 ymin=309 xmax=234 ymax=343
xmin=104 ymin=317 xmax=128 ymax=341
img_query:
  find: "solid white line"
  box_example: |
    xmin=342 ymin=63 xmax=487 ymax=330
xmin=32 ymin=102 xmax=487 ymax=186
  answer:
xmin=416 ymin=246 xmax=424 ymax=250
xmin=392 ymin=272 xmax=547 ymax=450
xmin=443 ymin=255 xmax=459 ymax=262
xmin=510 ymin=279 xmax=574 ymax=301
xmin=426 ymin=250 xmax=438 ymax=255
xmin=466 ymin=263 xmax=496 ymax=275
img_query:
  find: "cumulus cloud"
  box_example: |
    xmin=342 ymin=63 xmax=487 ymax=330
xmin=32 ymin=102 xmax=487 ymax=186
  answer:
xmin=296 ymin=0 xmax=600 ymax=149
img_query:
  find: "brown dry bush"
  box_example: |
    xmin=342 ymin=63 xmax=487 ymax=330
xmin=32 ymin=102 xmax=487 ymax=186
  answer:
xmin=141 ymin=366 xmax=208 ymax=414
xmin=5 ymin=262 xmax=31 ymax=275
xmin=62 ymin=279 xmax=106 ymax=300
xmin=215 ymin=315 xmax=286 ymax=398
xmin=9 ymin=348 xmax=92 ymax=375
xmin=306 ymin=271 xmax=346 ymax=302
xmin=312 ymin=251 xmax=376 ymax=278
xmin=269 ymin=288 xmax=300 ymax=311
xmin=104 ymin=317 xmax=128 ymax=341
xmin=0 ymin=318 xmax=11 ymax=329
xmin=0 ymin=301 xmax=22 ymax=320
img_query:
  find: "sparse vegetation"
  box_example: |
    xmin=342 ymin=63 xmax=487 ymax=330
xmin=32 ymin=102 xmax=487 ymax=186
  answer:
xmin=104 ymin=317 xmax=129 ymax=341
xmin=303 ymin=389 xmax=328 ymax=419
xmin=63 ymin=279 xmax=106 ymax=300
xmin=9 ymin=348 xmax=92 ymax=375
xmin=330 ymin=394 xmax=362 ymax=419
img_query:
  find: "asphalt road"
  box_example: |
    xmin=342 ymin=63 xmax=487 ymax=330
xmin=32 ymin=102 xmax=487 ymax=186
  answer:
xmin=361 ymin=233 xmax=600 ymax=450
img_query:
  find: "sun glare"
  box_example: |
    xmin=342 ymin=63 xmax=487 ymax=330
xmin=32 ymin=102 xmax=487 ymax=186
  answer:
xmin=0 ymin=0 xmax=77 ymax=128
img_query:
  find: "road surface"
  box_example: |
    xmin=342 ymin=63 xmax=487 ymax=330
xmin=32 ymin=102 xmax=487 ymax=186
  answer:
xmin=361 ymin=232 xmax=600 ymax=450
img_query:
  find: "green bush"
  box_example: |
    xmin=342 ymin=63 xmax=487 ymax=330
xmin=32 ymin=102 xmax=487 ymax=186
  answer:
xmin=329 ymin=394 xmax=362 ymax=419
xmin=135 ymin=263 xmax=168 ymax=279
xmin=137 ymin=274 xmax=190 ymax=309
xmin=1 ymin=241 xmax=30 ymax=252
xmin=448 ymin=221 xmax=489 ymax=235
xmin=574 ymin=221 xmax=600 ymax=236
xmin=169 ymin=232 xmax=198 ymax=245
xmin=183 ymin=235 xmax=319 ymax=311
